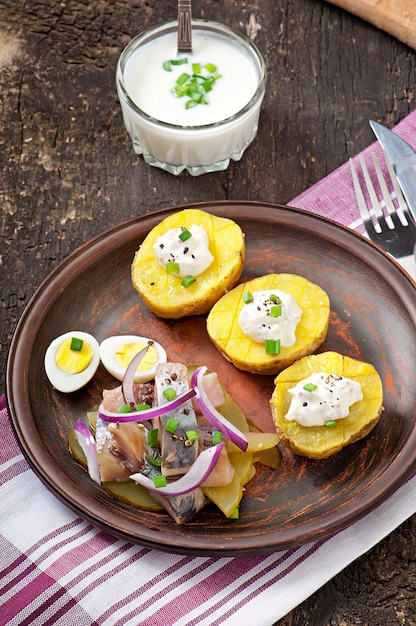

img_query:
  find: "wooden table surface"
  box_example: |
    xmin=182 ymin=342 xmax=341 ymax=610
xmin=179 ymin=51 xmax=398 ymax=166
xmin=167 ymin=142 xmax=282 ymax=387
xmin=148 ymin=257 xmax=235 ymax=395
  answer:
xmin=1 ymin=1 xmax=415 ymax=624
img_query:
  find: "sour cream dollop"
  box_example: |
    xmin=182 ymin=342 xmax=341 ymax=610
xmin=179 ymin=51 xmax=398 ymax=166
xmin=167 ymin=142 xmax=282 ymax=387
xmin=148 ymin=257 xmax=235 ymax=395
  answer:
xmin=153 ymin=224 xmax=214 ymax=277
xmin=285 ymin=372 xmax=363 ymax=427
xmin=238 ymin=289 xmax=302 ymax=344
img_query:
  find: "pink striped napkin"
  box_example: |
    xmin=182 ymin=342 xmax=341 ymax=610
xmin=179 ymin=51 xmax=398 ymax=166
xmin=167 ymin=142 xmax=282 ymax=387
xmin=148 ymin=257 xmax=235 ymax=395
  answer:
xmin=1 ymin=111 xmax=416 ymax=626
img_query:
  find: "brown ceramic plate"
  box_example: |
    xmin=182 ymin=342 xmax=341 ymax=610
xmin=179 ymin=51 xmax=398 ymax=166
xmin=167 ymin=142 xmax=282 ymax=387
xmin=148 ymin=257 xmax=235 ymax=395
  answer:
xmin=7 ymin=202 xmax=416 ymax=556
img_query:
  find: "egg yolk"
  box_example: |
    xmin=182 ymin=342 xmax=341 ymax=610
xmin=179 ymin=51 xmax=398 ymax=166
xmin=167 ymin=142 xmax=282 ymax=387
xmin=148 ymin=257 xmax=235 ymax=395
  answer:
xmin=55 ymin=338 xmax=93 ymax=374
xmin=115 ymin=342 xmax=159 ymax=372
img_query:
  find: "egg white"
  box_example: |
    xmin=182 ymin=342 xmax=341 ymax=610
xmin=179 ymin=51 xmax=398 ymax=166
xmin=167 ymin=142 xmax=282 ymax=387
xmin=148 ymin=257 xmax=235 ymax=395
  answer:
xmin=99 ymin=335 xmax=167 ymax=383
xmin=44 ymin=331 xmax=100 ymax=393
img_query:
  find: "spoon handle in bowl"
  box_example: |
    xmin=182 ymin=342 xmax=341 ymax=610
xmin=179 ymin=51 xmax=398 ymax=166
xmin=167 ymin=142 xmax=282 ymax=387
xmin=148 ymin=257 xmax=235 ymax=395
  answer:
xmin=178 ymin=0 xmax=192 ymax=53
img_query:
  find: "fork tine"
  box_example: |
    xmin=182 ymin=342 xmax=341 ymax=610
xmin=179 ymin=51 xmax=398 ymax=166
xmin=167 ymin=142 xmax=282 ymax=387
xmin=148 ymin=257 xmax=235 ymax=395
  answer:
xmin=358 ymin=156 xmax=385 ymax=223
xmin=371 ymin=153 xmax=398 ymax=229
xmin=383 ymin=154 xmax=409 ymax=226
xmin=349 ymin=158 xmax=378 ymax=233
xmin=349 ymin=157 xmax=382 ymax=233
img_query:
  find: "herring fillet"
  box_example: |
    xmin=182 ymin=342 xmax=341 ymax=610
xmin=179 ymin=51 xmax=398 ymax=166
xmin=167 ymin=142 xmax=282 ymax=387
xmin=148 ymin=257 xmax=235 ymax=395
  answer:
xmin=150 ymin=489 xmax=206 ymax=525
xmin=153 ymin=362 xmax=206 ymax=524
xmin=154 ymin=362 xmax=199 ymax=476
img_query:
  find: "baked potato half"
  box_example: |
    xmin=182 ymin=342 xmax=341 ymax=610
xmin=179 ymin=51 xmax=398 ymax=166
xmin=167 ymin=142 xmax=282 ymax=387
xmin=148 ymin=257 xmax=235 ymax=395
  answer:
xmin=206 ymin=273 xmax=330 ymax=375
xmin=131 ymin=208 xmax=245 ymax=319
xmin=270 ymin=351 xmax=383 ymax=459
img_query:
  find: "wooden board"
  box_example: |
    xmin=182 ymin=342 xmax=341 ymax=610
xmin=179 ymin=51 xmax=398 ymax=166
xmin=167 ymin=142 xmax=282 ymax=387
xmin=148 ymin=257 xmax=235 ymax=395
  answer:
xmin=327 ymin=0 xmax=416 ymax=49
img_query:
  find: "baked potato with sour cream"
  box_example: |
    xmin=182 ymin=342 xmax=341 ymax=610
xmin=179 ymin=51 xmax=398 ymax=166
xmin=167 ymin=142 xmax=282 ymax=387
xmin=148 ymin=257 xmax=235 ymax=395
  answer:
xmin=131 ymin=208 xmax=245 ymax=319
xmin=270 ymin=351 xmax=383 ymax=459
xmin=206 ymin=273 xmax=330 ymax=375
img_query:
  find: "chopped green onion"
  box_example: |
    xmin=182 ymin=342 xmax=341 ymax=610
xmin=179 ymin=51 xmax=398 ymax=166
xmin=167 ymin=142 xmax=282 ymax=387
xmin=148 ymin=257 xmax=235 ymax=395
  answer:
xmin=185 ymin=99 xmax=203 ymax=110
xmin=325 ymin=420 xmax=337 ymax=427
xmin=204 ymin=62 xmax=217 ymax=73
xmin=163 ymin=387 xmax=177 ymax=401
xmin=165 ymin=417 xmax=180 ymax=433
xmin=163 ymin=58 xmax=188 ymax=71
xmin=177 ymin=72 xmax=190 ymax=86
xmin=147 ymin=428 xmax=159 ymax=447
xmin=270 ymin=305 xmax=282 ymax=317
xmin=186 ymin=430 xmax=199 ymax=442
xmin=193 ymin=89 xmax=205 ymax=102
xmin=153 ymin=474 xmax=167 ymax=488
xmin=265 ymin=338 xmax=281 ymax=355
xmin=303 ymin=383 xmax=318 ymax=392
xmin=201 ymin=80 xmax=214 ymax=93
xmin=70 ymin=337 xmax=83 ymax=351
xmin=118 ymin=403 xmax=132 ymax=414
xmin=181 ymin=275 xmax=196 ymax=288
xmin=168 ymin=59 xmax=221 ymax=109
xmin=170 ymin=57 xmax=188 ymax=65
xmin=136 ymin=403 xmax=151 ymax=411
xmin=173 ymin=84 xmax=189 ymax=97
xmin=212 ymin=431 xmax=222 ymax=446
xmin=166 ymin=261 xmax=180 ymax=274
xmin=242 ymin=291 xmax=253 ymax=304
xmin=228 ymin=506 xmax=239 ymax=519
xmin=187 ymin=81 xmax=200 ymax=93
xmin=269 ymin=294 xmax=282 ymax=304
xmin=179 ymin=228 xmax=192 ymax=242
xmin=147 ymin=455 xmax=162 ymax=467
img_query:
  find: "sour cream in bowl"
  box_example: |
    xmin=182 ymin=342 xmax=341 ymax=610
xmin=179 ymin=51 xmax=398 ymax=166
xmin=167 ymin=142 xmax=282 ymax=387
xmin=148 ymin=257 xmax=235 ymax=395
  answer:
xmin=116 ymin=20 xmax=266 ymax=176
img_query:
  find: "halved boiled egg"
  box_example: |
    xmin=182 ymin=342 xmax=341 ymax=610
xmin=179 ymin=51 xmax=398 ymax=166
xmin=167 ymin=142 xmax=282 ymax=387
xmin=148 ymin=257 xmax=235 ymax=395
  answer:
xmin=45 ymin=331 xmax=100 ymax=393
xmin=99 ymin=335 xmax=167 ymax=383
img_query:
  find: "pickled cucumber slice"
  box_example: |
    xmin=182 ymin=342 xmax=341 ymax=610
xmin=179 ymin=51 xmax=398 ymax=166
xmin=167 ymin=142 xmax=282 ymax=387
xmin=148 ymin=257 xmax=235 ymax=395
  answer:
xmin=68 ymin=427 xmax=88 ymax=466
xmin=248 ymin=422 xmax=282 ymax=469
xmin=202 ymin=472 xmax=243 ymax=517
xmin=228 ymin=452 xmax=254 ymax=486
xmin=103 ymin=481 xmax=163 ymax=512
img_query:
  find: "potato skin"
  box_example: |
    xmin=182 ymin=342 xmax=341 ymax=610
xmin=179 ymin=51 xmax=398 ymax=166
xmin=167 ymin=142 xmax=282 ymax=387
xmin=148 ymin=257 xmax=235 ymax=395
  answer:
xmin=131 ymin=209 xmax=245 ymax=319
xmin=270 ymin=351 xmax=383 ymax=459
xmin=206 ymin=273 xmax=330 ymax=375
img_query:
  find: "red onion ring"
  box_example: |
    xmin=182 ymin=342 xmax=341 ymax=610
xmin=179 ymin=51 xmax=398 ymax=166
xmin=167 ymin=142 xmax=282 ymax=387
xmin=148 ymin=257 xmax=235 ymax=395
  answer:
xmin=122 ymin=343 xmax=151 ymax=405
xmin=130 ymin=443 xmax=224 ymax=496
xmin=74 ymin=420 xmax=100 ymax=484
xmin=191 ymin=366 xmax=249 ymax=452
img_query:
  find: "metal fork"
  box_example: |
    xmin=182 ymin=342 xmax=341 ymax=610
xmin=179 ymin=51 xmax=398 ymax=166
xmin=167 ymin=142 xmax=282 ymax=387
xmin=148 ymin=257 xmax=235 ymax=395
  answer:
xmin=350 ymin=152 xmax=416 ymax=264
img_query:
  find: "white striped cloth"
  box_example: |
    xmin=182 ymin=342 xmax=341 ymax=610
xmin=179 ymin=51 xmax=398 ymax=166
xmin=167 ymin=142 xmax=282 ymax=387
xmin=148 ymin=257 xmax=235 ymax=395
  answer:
xmin=1 ymin=110 xmax=416 ymax=625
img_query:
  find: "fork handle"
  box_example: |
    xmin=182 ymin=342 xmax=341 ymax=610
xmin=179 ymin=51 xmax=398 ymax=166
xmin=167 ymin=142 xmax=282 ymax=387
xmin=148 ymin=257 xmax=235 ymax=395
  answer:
xmin=326 ymin=0 xmax=416 ymax=50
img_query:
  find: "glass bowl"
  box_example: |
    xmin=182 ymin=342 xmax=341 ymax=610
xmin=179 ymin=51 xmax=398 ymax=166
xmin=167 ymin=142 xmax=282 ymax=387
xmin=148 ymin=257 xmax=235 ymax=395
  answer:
xmin=116 ymin=20 xmax=267 ymax=176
